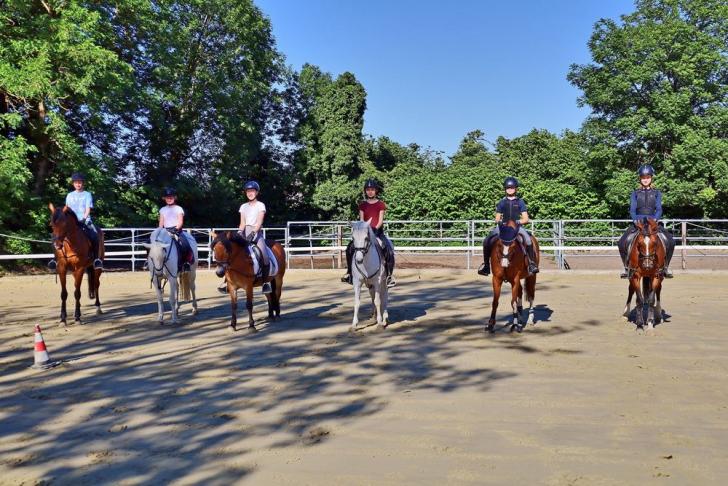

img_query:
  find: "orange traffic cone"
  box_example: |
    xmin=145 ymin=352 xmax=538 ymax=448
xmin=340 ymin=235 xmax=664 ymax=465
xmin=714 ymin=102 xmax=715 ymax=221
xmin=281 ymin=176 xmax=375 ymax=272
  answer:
xmin=32 ymin=325 xmax=60 ymax=370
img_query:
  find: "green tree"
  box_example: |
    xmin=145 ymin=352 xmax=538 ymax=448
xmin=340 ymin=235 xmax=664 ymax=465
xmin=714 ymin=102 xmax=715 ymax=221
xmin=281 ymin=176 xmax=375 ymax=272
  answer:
xmin=568 ymin=0 xmax=728 ymax=217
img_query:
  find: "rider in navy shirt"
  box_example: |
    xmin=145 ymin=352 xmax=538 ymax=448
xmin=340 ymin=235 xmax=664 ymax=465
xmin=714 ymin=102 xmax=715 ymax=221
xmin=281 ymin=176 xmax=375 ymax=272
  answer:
xmin=477 ymin=177 xmax=539 ymax=276
xmin=618 ymin=164 xmax=674 ymax=278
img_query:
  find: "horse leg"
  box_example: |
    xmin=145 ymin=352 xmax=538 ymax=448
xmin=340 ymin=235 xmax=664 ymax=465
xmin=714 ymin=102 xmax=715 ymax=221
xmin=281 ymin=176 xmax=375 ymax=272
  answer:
xmin=351 ymin=278 xmax=361 ymax=332
xmin=516 ymin=281 xmax=525 ymax=326
xmin=228 ymin=281 xmax=238 ymax=331
xmin=526 ymin=275 xmax=536 ymax=325
xmin=59 ymin=269 xmax=68 ymax=326
xmin=374 ymin=281 xmax=386 ymax=330
xmin=368 ymin=284 xmax=376 ymax=320
xmin=265 ymin=283 xmax=275 ymax=320
xmin=190 ymin=267 xmax=198 ymax=315
xmin=488 ymin=277 xmax=502 ymax=333
xmin=169 ymin=276 xmax=179 ymax=325
xmin=381 ymin=280 xmax=389 ymax=327
xmin=94 ymin=268 xmax=103 ymax=315
xmin=73 ymin=268 xmax=84 ymax=324
xmin=274 ymin=275 xmax=282 ymax=317
xmin=510 ymin=279 xmax=523 ymax=332
xmin=654 ymin=281 xmax=662 ymax=323
xmin=154 ymin=277 xmax=165 ymax=324
xmin=245 ymin=283 xmax=256 ymax=331
xmin=623 ymin=282 xmax=634 ymax=320
xmin=647 ymin=277 xmax=659 ymax=330
xmin=631 ymin=276 xmax=644 ymax=329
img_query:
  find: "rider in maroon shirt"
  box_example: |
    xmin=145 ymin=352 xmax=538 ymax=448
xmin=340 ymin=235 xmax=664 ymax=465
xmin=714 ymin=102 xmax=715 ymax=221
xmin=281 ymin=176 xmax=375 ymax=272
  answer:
xmin=341 ymin=179 xmax=396 ymax=287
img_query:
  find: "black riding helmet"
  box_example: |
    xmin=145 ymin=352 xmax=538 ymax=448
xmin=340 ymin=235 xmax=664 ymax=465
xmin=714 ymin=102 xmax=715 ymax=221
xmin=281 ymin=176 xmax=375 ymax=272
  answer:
xmin=244 ymin=180 xmax=261 ymax=192
xmin=638 ymin=164 xmax=655 ymax=177
xmin=71 ymin=172 xmax=86 ymax=182
xmin=163 ymin=187 xmax=177 ymax=198
xmin=363 ymin=178 xmax=382 ymax=195
xmin=503 ymin=176 xmax=519 ymax=189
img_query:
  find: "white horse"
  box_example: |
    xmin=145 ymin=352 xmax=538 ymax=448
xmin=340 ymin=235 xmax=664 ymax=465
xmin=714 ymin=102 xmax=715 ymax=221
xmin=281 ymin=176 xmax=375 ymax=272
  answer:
xmin=143 ymin=228 xmax=198 ymax=324
xmin=350 ymin=220 xmax=388 ymax=332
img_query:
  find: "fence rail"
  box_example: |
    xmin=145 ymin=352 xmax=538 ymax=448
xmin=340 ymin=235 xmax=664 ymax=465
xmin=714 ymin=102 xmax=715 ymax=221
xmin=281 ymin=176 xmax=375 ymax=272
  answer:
xmin=2 ymin=219 xmax=728 ymax=270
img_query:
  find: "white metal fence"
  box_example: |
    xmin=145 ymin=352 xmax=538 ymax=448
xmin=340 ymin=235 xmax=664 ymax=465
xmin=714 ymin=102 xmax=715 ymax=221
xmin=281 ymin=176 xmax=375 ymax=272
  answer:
xmin=2 ymin=219 xmax=727 ymax=270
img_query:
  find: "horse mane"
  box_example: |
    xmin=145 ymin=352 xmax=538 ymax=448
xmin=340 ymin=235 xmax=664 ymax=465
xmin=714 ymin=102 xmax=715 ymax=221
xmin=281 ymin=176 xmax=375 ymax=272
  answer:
xmin=52 ymin=206 xmax=78 ymax=225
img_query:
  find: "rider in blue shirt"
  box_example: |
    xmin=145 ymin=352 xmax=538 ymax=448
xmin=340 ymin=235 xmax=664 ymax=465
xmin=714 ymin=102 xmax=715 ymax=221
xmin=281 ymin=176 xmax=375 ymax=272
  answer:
xmin=48 ymin=172 xmax=103 ymax=270
xmin=477 ymin=177 xmax=539 ymax=276
xmin=617 ymin=164 xmax=674 ymax=278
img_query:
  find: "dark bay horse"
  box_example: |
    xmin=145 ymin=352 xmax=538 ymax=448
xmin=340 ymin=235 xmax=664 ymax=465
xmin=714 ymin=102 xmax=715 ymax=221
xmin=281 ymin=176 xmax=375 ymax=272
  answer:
xmin=487 ymin=221 xmax=539 ymax=333
xmin=623 ymin=219 xmax=665 ymax=330
xmin=48 ymin=203 xmax=104 ymax=325
xmin=211 ymin=231 xmax=286 ymax=331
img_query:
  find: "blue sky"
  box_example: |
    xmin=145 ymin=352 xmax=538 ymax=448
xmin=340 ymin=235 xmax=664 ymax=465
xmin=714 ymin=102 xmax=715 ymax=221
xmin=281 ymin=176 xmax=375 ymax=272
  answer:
xmin=256 ymin=0 xmax=635 ymax=157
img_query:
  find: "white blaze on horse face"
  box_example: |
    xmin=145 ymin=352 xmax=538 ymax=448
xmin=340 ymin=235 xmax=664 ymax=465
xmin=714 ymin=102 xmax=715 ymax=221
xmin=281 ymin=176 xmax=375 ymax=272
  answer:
xmin=643 ymin=235 xmax=650 ymax=268
xmin=501 ymin=244 xmax=510 ymax=268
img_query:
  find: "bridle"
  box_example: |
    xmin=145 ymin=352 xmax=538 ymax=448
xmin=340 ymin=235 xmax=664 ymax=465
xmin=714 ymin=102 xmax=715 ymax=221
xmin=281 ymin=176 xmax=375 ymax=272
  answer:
xmin=148 ymin=231 xmax=177 ymax=289
xmin=352 ymin=231 xmax=381 ymax=280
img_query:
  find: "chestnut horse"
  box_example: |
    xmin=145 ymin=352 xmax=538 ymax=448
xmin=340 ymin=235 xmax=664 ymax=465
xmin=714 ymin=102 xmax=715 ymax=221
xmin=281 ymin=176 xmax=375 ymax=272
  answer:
xmin=486 ymin=221 xmax=539 ymax=333
xmin=622 ymin=219 xmax=665 ymax=330
xmin=211 ymin=231 xmax=286 ymax=331
xmin=48 ymin=203 xmax=104 ymax=325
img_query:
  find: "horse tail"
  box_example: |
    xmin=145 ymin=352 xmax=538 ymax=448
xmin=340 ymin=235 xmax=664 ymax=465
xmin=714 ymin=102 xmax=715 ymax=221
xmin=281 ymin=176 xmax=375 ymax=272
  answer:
xmin=87 ymin=266 xmax=95 ymax=300
xmin=180 ymin=271 xmax=192 ymax=302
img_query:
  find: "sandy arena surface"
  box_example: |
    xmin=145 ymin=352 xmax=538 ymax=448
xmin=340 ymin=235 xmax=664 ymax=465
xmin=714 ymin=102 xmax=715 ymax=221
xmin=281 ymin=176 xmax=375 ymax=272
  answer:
xmin=1 ymin=269 xmax=727 ymax=485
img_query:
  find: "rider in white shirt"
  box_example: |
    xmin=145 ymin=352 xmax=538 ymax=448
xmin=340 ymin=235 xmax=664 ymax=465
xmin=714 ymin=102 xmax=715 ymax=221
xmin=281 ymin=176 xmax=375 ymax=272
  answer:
xmin=158 ymin=187 xmax=192 ymax=271
xmin=238 ymin=180 xmax=271 ymax=294
xmin=48 ymin=172 xmax=102 ymax=270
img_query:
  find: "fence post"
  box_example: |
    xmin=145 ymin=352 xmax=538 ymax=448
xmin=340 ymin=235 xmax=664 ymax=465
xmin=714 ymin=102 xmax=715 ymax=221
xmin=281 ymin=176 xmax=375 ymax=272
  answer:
xmin=337 ymin=225 xmax=343 ymax=269
xmin=308 ymin=224 xmax=314 ymax=270
xmin=285 ymin=223 xmax=292 ymax=270
xmin=131 ymin=229 xmax=135 ymax=272
xmin=207 ymin=229 xmax=212 ymax=269
xmin=558 ymin=220 xmax=565 ymax=270
xmin=466 ymin=220 xmax=472 ymax=270
xmin=681 ymin=221 xmax=687 ymax=270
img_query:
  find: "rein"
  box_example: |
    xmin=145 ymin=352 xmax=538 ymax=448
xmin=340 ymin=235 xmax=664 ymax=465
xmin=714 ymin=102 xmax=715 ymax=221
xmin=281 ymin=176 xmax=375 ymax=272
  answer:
xmin=352 ymin=231 xmax=382 ymax=280
xmin=149 ymin=232 xmax=177 ymax=290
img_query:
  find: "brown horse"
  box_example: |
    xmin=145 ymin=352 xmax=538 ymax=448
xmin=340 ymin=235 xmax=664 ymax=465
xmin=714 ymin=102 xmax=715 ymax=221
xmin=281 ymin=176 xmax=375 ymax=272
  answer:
xmin=48 ymin=203 xmax=104 ymax=325
xmin=487 ymin=221 xmax=539 ymax=333
xmin=622 ymin=219 xmax=665 ymax=330
xmin=210 ymin=231 xmax=286 ymax=331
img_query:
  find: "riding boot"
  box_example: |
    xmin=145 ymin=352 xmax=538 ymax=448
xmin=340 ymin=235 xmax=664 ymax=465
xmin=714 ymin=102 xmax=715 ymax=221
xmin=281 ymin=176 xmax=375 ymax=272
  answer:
xmin=526 ymin=243 xmax=539 ymax=274
xmin=48 ymin=259 xmax=57 ymax=270
xmin=385 ymin=247 xmax=396 ymax=288
xmin=662 ymin=233 xmax=674 ymax=278
xmin=261 ymin=263 xmax=272 ymax=294
xmin=217 ymin=278 xmax=228 ymax=294
xmin=93 ymin=242 xmax=103 ymax=270
xmin=477 ymin=238 xmax=492 ymax=276
xmin=341 ymin=242 xmax=354 ymax=284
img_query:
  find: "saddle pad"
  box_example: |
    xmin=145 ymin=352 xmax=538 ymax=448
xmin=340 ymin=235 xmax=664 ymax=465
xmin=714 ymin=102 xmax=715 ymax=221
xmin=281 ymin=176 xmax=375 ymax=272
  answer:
xmin=247 ymin=244 xmax=278 ymax=277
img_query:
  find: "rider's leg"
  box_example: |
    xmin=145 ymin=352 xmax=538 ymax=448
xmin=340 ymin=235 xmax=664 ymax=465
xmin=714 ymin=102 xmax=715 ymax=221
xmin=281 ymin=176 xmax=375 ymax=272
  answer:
xmin=659 ymin=225 xmax=675 ymax=278
xmin=178 ymin=230 xmax=192 ymax=271
xmin=619 ymin=225 xmax=637 ymax=278
xmin=341 ymin=241 xmax=355 ymax=284
xmin=255 ymin=233 xmax=272 ymax=294
xmin=84 ymin=223 xmax=103 ymax=270
xmin=478 ymin=229 xmax=498 ymax=275
xmin=519 ymin=227 xmax=538 ymax=274
xmin=382 ymin=234 xmax=396 ymax=287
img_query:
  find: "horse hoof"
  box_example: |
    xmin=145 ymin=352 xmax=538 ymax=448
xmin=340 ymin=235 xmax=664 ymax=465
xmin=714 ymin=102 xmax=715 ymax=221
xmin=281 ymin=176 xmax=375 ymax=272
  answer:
xmin=96 ymin=308 xmax=103 ymax=316
xmin=376 ymin=323 xmax=385 ymax=331
xmin=159 ymin=321 xmax=164 ymax=326
xmin=59 ymin=321 xmax=67 ymax=328
xmin=516 ymin=325 xmax=524 ymax=333
xmin=230 ymin=324 xmax=237 ymax=332
xmin=192 ymin=308 xmax=198 ymax=316
xmin=75 ymin=319 xmax=82 ymax=325
xmin=349 ymin=325 xmax=357 ymax=333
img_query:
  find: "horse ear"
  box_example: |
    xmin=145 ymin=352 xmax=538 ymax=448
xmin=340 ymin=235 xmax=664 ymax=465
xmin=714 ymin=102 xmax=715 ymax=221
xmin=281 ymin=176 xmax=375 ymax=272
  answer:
xmin=365 ymin=218 xmax=372 ymax=226
xmin=48 ymin=202 xmax=55 ymax=213
xmin=141 ymin=243 xmax=151 ymax=249
xmin=211 ymin=231 xmax=217 ymax=239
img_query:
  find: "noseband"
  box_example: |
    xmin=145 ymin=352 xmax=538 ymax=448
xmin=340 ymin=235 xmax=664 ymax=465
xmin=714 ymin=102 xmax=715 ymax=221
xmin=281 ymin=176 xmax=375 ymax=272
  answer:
xmin=353 ymin=235 xmax=371 ymax=256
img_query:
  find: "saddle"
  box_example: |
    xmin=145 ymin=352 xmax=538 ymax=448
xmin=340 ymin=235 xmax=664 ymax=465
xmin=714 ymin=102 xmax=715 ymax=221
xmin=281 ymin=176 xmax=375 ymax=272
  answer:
xmin=247 ymin=241 xmax=279 ymax=278
xmin=374 ymin=236 xmax=395 ymax=275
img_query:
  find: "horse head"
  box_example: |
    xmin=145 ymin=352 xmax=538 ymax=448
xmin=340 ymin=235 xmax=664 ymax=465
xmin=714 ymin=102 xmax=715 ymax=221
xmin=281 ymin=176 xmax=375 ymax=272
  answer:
xmin=351 ymin=220 xmax=373 ymax=265
xmin=497 ymin=221 xmax=520 ymax=269
xmin=633 ymin=218 xmax=661 ymax=272
xmin=48 ymin=203 xmax=78 ymax=251
xmin=143 ymin=228 xmax=173 ymax=277
xmin=210 ymin=231 xmax=234 ymax=277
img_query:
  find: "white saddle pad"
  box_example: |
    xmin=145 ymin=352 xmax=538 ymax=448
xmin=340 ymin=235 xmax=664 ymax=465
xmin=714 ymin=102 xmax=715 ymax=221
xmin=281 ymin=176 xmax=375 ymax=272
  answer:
xmin=248 ymin=244 xmax=278 ymax=277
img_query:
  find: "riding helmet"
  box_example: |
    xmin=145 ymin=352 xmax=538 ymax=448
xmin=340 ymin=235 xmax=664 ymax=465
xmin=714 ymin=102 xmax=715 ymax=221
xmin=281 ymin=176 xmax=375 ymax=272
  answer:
xmin=503 ymin=176 xmax=519 ymax=189
xmin=637 ymin=164 xmax=655 ymax=177
xmin=71 ymin=172 xmax=86 ymax=182
xmin=163 ymin=187 xmax=177 ymax=197
xmin=244 ymin=180 xmax=261 ymax=192
xmin=363 ymin=178 xmax=382 ymax=193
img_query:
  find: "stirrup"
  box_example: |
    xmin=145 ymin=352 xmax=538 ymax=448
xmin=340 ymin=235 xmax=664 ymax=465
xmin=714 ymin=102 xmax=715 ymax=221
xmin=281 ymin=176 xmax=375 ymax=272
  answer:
xmin=620 ymin=269 xmax=630 ymax=279
xmin=663 ymin=268 xmax=673 ymax=278
xmin=341 ymin=273 xmax=352 ymax=284
xmin=386 ymin=275 xmax=396 ymax=288
xmin=477 ymin=262 xmax=490 ymax=276
xmin=93 ymin=259 xmax=103 ymax=270
xmin=217 ymin=283 xmax=228 ymax=294
xmin=262 ymin=282 xmax=272 ymax=294
xmin=47 ymin=259 xmax=57 ymax=270
xmin=528 ymin=264 xmax=539 ymax=275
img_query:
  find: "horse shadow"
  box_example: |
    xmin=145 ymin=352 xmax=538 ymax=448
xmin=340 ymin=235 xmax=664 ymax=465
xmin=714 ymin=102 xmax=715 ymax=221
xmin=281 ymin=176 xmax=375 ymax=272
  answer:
xmin=624 ymin=306 xmax=671 ymax=327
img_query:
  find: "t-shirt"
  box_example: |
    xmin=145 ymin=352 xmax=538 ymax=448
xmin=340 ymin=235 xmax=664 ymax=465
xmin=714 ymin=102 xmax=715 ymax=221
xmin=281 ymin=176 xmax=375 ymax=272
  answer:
xmin=239 ymin=201 xmax=266 ymax=227
xmin=160 ymin=205 xmax=184 ymax=228
xmin=65 ymin=191 xmax=93 ymax=222
xmin=359 ymin=200 xmax=387 ymax=228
